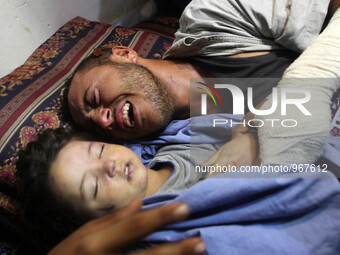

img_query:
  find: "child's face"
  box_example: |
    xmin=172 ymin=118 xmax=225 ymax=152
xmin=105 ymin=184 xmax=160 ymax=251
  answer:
xmin=49 ymin=140 xmax=148 ymax=218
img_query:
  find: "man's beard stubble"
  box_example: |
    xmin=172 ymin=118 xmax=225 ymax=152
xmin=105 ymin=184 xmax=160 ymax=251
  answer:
xmin=115 ymin=62 xmax=176 ymax=132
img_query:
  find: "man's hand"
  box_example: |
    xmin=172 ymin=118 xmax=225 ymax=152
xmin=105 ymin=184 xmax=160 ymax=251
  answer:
xmin=232 ymin=100 xmax=268 ymax=139
xmin=231 ymin=111 xmax=254 ymax=139
xmin=202 ymin=133 xmax=259 ymax=177
xmin=48 ymin=198 xmax=205 ymax=255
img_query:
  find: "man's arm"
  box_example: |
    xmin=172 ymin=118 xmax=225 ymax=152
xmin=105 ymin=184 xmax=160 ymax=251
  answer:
xmin=48 ymin=199 xmax=205 ymax=255
xmin=205 ymin=6 xmax=340 ymax=167
xmin=328 ymin=0 xmax=340 ymax=18
xmin=233 ymin=0 xmax=340 ymax=138
xmin=322 ymin=0 xmax=340 ymax=29
xmin=256 ymin=7 xmax=340 ymax=165
xmin=202 ymin=133 xmax=259 ymax=176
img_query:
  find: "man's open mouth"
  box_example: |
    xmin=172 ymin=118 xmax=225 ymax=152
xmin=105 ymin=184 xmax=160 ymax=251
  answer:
xmin=122 ymin=102 xmax=135 ymax=128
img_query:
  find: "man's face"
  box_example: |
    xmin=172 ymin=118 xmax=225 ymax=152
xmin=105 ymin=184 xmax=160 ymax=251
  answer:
xmin=68 ymin=63 xmax=175 ymax=139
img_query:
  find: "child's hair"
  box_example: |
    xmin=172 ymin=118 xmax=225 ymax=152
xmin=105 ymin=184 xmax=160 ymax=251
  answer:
xmin=15 ymin=127 xmax=92 ymax=254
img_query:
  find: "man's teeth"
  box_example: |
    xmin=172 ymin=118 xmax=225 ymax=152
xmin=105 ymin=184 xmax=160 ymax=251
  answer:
xmin=123 ymin=102 xmax=135 ymax=128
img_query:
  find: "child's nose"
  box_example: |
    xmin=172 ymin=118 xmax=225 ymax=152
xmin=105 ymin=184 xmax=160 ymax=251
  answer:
xmin=103 ymin=160 xmax=116 ymax=178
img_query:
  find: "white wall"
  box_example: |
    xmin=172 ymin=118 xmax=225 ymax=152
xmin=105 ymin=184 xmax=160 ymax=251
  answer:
xmin=0 ymin=0 xmax=156 ymax=78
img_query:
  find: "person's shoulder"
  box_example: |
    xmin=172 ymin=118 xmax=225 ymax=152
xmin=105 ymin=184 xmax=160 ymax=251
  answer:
xmin=156 ymin=143 xmax=220 ymax=160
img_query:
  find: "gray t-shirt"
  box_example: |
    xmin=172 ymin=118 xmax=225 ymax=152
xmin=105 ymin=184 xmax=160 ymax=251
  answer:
xmin=148 ymin=143 xmax=221 ymax=194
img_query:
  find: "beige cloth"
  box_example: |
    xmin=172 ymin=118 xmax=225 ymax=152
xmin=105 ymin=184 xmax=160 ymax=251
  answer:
xmin=257 ymin=8 xmax=340 ymax=165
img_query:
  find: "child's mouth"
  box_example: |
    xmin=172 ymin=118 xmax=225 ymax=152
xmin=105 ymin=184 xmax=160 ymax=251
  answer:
xmin=124 ymin=163 xmax=133 ymax=182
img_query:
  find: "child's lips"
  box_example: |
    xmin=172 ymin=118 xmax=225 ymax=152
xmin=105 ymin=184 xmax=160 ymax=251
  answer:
xmin=124 ymin=163 xmax=134 ymax=182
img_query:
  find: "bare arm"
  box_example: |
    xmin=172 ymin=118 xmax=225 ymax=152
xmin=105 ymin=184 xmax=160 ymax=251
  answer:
xmin=202 ymin=133 xmax=259 ymax=177
xmin=328 ymin=0 xmax=340 ymax=18
xmin=257 ymin=7 xmax=340 ymax=165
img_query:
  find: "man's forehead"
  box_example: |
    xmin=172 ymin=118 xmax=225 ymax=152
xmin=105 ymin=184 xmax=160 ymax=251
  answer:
xmin=71 ymin=71 xmax=89 ymax=93
xmin=67 ymin=72 xmax=90 ymax=124
xmin=70 ymin=66 xmax=115 ymax=91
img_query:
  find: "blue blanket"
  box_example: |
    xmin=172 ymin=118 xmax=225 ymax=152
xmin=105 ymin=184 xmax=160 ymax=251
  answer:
xmin=142 ymin=172 xmax=340 ymax=254
xmin=122 ymin=114 xmax=243 ymax=166
xmin=122 ymin=113 xmax=340 ymax=170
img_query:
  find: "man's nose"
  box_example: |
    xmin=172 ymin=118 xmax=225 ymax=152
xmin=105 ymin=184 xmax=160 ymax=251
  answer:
xmin=95 ymin=107 xmax=113 ymax=129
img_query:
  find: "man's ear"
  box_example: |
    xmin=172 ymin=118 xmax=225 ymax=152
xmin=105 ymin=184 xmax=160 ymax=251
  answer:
xmin=110 ymin=46 xmax=138 ymax=63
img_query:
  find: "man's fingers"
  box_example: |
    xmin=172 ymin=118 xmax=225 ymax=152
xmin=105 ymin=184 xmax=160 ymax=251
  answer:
xmin=106 ymin=197 xmax=143 ymax=221
xmin=85 ymin=203 xmax=190 ymax=252
xmin=231 ymin=125 xmax=250 ymax=138
xmin=81 ymin=198 xmax=142 ymax=233
xmin=130 ymin=238 xmax=206 ymax=255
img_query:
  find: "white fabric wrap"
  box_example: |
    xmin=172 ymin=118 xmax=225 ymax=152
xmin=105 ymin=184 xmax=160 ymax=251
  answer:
xmin=257 ymin=8 xmax=340 ymax=165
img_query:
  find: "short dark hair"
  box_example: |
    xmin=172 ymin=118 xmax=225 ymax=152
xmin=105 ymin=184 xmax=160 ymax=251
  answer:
xmin=15 ymin=127 xmax=91 ymax=254
xmin=61 ymin=49 xmax=113 ymax=122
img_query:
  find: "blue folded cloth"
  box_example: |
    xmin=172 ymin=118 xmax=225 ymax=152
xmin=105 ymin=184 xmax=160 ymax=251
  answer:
xmin=143 ymin=171 xmax=340 ymax=254
xmin=123 ymin=114 xmax=243 ymax=166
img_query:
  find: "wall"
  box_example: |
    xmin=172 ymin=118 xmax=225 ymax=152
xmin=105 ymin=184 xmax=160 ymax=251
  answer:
xmin=0 ymin=0 xmax=156 ymax=78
